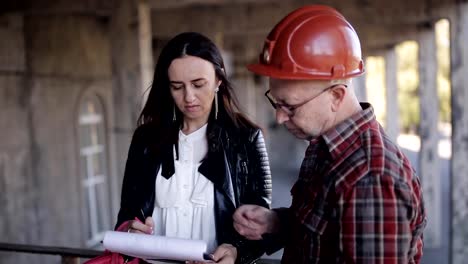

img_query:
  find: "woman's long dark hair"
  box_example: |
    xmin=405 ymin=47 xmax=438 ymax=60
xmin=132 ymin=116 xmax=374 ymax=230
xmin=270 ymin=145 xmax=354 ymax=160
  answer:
xmin=138 ymin=32 xmax=258 ymax=148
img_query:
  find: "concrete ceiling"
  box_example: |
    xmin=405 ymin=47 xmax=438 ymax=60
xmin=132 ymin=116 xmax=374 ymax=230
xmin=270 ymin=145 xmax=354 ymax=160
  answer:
xmin=150 ymin=0 xmax=457 ymax=55
xmin=0 ymin=0 xmax=458 ymax=57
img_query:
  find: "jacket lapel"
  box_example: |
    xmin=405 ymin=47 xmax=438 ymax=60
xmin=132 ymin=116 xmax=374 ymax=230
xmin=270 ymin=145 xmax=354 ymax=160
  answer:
xmin=198 ymin=124 xmax=237 ymax=208
xmin=156 ymin=123 xmax=237 ymax=208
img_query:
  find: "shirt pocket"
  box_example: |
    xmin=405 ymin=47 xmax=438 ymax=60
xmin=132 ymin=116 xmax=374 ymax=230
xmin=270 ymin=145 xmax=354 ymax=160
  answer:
xmin=190 ymin=171 xmax=214 ymax=208
xmin=291 ymin=180 xmax=329 ymax=236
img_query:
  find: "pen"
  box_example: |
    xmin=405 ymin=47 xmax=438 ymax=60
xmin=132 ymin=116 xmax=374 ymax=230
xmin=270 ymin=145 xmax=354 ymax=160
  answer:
xmin=134 ymin=209 xmax=146 ymax=223
xmin=136 ymin=209 xmax=154 ymax=234
xmin=203 ymin=253 xmax=215 ymax=261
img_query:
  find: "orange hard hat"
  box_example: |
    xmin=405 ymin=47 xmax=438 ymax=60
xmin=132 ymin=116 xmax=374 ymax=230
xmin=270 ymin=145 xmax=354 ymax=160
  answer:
xmin=248 ymin=5 xmax=365 ymax=80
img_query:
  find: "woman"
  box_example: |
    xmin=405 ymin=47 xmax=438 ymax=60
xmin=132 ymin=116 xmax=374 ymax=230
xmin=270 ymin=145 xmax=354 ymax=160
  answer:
xmin=115 ymin=32 xmax=272 ymax=264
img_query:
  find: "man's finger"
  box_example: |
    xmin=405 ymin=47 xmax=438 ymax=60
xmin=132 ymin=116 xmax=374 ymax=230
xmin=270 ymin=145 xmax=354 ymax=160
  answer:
xmin=234 ymin=224 xmax=263 ymax=240
xmin=233 ymin=221 xmax=256 ymax=236
xmin=232 ymin=217 xmax=251 ymax=231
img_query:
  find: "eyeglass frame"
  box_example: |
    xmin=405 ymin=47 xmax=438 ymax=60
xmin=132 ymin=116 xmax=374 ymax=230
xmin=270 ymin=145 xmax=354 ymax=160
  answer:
xmin=264 ymin=84 xmax=346 ymax=117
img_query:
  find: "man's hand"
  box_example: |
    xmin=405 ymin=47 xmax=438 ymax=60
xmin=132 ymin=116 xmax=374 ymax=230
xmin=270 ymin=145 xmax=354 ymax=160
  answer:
xmin=233 ymin=205 xmax=279 ymax=240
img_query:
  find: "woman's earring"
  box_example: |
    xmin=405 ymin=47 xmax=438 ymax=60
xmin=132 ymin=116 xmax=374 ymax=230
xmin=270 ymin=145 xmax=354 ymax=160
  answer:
xmin=214 ymin=88 xmax=219 ymax=120
xmin=173 ymin=105 xmax=176 ymax=122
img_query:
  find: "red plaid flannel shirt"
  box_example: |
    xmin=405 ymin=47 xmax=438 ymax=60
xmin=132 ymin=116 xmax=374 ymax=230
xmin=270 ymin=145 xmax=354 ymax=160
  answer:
xmin=271 ymin=103 xmax=426 ymax=264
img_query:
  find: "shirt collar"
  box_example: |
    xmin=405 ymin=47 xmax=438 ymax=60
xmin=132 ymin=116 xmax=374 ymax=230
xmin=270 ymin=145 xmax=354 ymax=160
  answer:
xmin=179 ymin=123 xmax=208 ymax=143
xmin=316 ymin=103 xmax=376 ymax=160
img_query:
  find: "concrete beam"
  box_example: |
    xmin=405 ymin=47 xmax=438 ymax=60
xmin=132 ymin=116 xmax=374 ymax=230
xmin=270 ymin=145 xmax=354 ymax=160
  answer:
xmin=149 ymin=1 xmax=436 ymax=58
xmin=16 ymin=0 xmax=113 ymax=16
xmin=149 ymin=0 xmax=282 ymax=10
xmin=361 ymin=25 xmax=420 ymax=54
xmin=151 ymin=3 xmax=293 ymax=38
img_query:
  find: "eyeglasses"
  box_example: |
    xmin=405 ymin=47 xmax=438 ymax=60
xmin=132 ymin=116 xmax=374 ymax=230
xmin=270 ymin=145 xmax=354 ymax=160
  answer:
xmin=264 ymin=84 xmax=346 ymax=117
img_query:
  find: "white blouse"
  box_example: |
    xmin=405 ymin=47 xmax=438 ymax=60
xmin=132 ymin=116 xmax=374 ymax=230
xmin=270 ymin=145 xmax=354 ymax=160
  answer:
xmin=151 ymin=123 xmax=217 ymax=253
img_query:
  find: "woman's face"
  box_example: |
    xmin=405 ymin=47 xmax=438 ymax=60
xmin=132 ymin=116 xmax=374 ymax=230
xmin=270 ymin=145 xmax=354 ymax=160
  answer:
xmin=168 ymin=55 xmax=221 ymax=125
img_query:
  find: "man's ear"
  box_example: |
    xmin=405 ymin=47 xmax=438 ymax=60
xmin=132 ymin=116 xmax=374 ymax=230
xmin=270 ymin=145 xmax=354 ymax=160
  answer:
xmin=330 ymin=85 xmax=346 ymax=112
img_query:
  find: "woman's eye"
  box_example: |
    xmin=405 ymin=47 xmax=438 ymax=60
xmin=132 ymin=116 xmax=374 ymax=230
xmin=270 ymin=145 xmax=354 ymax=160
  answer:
xmin=171 ymin=85 xmax=183 ymax=90
xmin=192 ymin=82 xmax=205 ymax=88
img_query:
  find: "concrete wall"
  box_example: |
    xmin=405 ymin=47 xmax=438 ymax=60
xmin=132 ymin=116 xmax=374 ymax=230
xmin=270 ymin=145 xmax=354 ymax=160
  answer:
xmin=0 ymin=10 xmax=117 ymax=262
xmin=0 ymin=12 xmax=38 ymax=263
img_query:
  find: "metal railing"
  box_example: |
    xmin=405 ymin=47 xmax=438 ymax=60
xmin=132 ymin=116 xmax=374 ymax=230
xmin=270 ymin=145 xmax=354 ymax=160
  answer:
xmin=0 ymin=242 xmax=102 ymax=263
xmin=0 ymin=242 xmax=281 ymax=263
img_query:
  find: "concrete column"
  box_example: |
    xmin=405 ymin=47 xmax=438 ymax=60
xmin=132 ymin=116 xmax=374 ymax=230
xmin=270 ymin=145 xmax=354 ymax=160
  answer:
xmin=225 ymin=36 xmax=257 ymax=122
xmin=418 ymin=26 xmax=441 ymax=248
xmin=0 ymin=13 xmax=36 ymax=258
xmin=137 ymin=0 xmax=154 ymax=105
xmin=353 ymin=72 xmax=367 ymax=102
xmin=110 ymin=0 xmax=154 ymax=194
xmin=232 ymin=67 xmax=257 ymax=121
xmin=450 ymin=3 xmax=468 ymax=263
xmin=384 ymin=48 xmax=400 ymax=142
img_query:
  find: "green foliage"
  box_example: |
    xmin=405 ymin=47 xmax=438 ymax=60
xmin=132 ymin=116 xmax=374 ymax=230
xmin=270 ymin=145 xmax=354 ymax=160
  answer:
xmin=396 ymin=41 xmax=420 ymax=133
xmin=365 ymin=57 xmax=387 ymax=125
xmin=395 ymin=19 xmax=451 ymax=133
xmin=436 ymin=19 xmax=451 ymax=123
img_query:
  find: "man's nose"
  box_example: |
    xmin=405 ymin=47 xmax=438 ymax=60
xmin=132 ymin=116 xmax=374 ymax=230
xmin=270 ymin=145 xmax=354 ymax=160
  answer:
xmin=275 ymin=109 xmax=289 ymax=124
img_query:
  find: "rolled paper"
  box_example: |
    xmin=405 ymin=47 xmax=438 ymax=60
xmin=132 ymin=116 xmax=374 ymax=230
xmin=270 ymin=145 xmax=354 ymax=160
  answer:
xmin=102 ymin=231 xmax=208 ymax=262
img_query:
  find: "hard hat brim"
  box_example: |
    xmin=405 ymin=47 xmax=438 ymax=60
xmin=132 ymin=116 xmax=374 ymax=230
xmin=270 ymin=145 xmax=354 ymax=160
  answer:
xmin=247 ymin=63 xmax=364 ymax=80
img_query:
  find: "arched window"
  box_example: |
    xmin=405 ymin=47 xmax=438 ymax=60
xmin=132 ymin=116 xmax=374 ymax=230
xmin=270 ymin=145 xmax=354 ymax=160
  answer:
xmin=78 ymin=95 xmax=110 ymax=247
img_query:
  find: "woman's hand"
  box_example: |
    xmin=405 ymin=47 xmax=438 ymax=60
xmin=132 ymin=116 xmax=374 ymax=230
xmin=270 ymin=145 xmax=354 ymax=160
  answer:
xmin=127 ymin=216 xmax=154 ymax=235
xmin=186 ymin=243 xmax=237 ymax=264
xmin=211 ymin=244 xmax=237 ymax=264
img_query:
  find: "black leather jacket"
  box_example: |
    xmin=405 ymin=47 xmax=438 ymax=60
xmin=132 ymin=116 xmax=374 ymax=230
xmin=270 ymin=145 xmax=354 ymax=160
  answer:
xmin=116 ymin=121 xmax=272 ymax=264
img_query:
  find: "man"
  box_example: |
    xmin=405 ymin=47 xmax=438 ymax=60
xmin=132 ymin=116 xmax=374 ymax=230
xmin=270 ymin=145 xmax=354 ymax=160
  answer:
xmin=233 ymin=5 xmax=426 ymax=264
